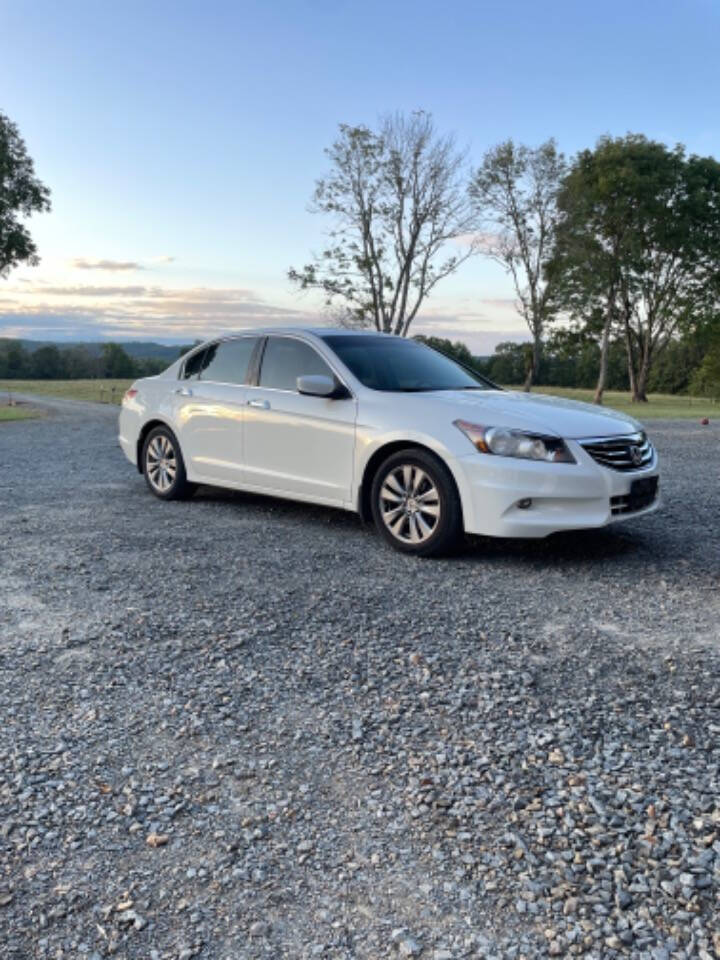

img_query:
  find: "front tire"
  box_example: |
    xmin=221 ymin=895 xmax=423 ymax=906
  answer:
xmin=370 ymin=448 xmax=462 ymax=556
xmin=142 ymin=426 xmax=195 ymax=500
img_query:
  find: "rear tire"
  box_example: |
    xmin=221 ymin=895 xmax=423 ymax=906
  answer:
xmin=142 ymin=426 xmax=196 ymax=500
xmin=370 ymin=448 xmax=462 ymax=557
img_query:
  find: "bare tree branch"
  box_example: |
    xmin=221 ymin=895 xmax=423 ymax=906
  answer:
xmin=288 ymin=112 xmax=480 ymax=336
xmin=470 ymin=139 xmax=566 ymax=390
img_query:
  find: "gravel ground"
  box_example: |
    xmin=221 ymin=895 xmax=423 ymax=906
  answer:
xmin=1 ymin=396 xmax=719 ymax=960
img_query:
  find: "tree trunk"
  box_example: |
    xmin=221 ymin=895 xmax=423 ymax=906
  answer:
xmin=523 ymin=337 xmax=541 ymax=391
xmin=593 ymin=314 xmax=612 ymax=404
xmin=633 ymin=350 xmax=651 ymax=403
xmin=624 ymin=319 xmax=640 ymax=402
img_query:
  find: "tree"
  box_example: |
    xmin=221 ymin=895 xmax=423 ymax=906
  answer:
xmin=486 ymin=341 xmax=529 ymax=385
xmin=30 ymin=344 xmax=63 ymax=379
xmin=470 ymin=139 xmax=566 ymax=391
xmin=690 ymin=341 xmax=720 ymax=400
xmin=689 ymin=316 xmax=720 ymax=400
xmin=0 ymin=112 xmax=51 ymax=277
xmin=289 ymin=111 xmax=479 ymax=336
xmin=0 ymin=340 xmax=29 ymax=378
xmin=101 ymin=343 xmax=136 ymax=378
xmin=63 ymin=345 xmax=100 ymax=379
xmin=551 ymin=135 xmax=720 ymax=403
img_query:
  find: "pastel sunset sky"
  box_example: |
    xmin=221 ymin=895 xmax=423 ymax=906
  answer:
xmin=2 ymin=0 xmax=718 ymax=351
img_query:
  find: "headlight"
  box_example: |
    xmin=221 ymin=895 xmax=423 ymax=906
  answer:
xmin=454 ymin=420 xmax=575 ymax=464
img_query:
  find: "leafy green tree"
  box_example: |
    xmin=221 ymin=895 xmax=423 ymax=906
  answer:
xmin=689 ymin=316 xmax=720 ymax=400
xmin=470 ymin=139 xmax=566 ymax=391
xmin=289 ymin=111 xmax=479 ymax=335
xmin=551 ymin=135 xmax=720 ymax=403
xmin=690 ymin=341 xmax=720 ymax=400
xmin=0 ymin=340 xmax=29 ymax=378
xmin=0 ymin=112 xmax=51 ymax=277
xmin=135 ymin=357 xmax=167 ymax=376
xmin=486 ymin=341 xmax=530 ymax=385
xmin=101 ymin=343 xmax=136 ymax=378
xmin=62 ymin=345 xmax=100 ymax=379
xmin=30 ymin=344 xmax=63 ymax=379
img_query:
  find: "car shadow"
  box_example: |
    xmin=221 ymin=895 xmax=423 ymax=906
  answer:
xmin=193 ymin=483 xmax=657 ymax=565
xmin=193 ymin=484 xmax=365 ymax=531
xmin=462 ymin=525 xmax=646 ymax=565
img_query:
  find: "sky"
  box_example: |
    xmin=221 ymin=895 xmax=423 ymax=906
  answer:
xmin=1 ymin=0 xmax=719 ymax=353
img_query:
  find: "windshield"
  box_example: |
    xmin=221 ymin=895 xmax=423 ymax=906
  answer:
xmin=321 ymin=334 xmax=497 ymax=393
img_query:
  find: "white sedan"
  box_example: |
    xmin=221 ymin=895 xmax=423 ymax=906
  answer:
xmin=118 ymin=328 xmax=660 ymax=556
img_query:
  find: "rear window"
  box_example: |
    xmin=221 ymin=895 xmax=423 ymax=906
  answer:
xmin=182 ymin=348 xmax=207 ymax=380
xmin=200 ymin=337 xmax=257 ymax=385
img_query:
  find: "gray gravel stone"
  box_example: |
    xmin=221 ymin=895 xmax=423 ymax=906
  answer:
xmin=0 ymin=398 xmax=718 ymax=959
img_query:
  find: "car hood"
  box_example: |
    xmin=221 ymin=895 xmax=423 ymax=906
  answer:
xmin=421 ymin=390 xmax=642 ymax=439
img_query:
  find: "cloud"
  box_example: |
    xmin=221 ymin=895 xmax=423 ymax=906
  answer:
xmin=71 ymin=258 xmax=144 ymax=271
xmin=1 ymin=283 xmax=525 ymax=353
xmin=35 ymin=285 xmax=149 ymax=297
xmin=69 ymin=255 xmax=176 ymax=271
xmin=0 ymin=282 xmax=321 ymax=340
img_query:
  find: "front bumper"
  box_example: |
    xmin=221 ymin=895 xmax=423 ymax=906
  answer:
xmin=452 ymin=440 xmax=660 ymax=538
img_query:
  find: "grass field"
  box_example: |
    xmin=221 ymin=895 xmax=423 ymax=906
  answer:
xmin=0 ymin=379 xmax=716 ymax=420
xmin=503 ymin=386 xmax=718 ymax=420
xmin=0 ymin=379 xmax=133 ymax=405
xmin=0 ymin=405 xmax=43 ymax=422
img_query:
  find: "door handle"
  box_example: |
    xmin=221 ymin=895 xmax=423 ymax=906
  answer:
xmin=247 ymin=398 xmax=270 ymax=410
xmin=174 ymin=387 xmax=193 ymax=397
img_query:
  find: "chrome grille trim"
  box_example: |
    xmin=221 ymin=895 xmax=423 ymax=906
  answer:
xmin=579 ymin=432 xmax=654 ymax=472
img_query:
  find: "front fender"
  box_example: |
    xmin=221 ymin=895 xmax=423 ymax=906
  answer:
xmin=354 ymin=427 xmax=477 ymax=532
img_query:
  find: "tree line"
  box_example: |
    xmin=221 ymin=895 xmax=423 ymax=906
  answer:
xmin=290 ymin=113 xmax=720 ymax=403
xmin=0 ymin=340 xmax=171 ymax=381
xmin=416 ymin=324 xmax=720 ymax=399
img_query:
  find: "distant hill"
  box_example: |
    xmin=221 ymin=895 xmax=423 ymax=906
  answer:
xmin=1 ymin=339 xmax=192 ymax=362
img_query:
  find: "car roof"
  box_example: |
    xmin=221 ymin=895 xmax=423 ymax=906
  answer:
xmin=179 ymin=327 xmax=393 ymax=353
xmin=223 ymin=326 xmax=387 ymax=338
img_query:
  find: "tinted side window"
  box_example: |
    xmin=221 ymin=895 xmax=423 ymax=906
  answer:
xmin=259 ymin=337 xmax=333 ymax=391
xmin=183 ymin=348 xmax=207 ymax=380
xmin=200 ymin=337 xmax=257 ymax=385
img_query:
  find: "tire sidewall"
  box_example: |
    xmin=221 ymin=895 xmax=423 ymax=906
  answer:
xmin=370 ymin=449 xmax=462 ymax=556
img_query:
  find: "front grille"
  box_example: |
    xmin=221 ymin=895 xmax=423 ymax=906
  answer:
xmin=579 ymin=432 xmax=654 ymax=472
xmin=611 ymin=476 xmax=659 ymax=515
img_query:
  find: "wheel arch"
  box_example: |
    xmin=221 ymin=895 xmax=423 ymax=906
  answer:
xmin=357 ymin=440 xmax=466 ymax=527
xmin=136 ymin=418 xmax=176 ymax=473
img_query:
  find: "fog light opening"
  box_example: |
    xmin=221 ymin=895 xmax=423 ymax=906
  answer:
xmin=517 ymin=498 xmax=532 ymax=510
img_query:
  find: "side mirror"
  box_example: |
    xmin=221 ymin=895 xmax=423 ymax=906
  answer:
xmin=297 ymin=374 xmax=348 ymax=398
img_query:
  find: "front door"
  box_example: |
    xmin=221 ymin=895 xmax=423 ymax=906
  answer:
xmin=242 ymin=336 xmax=356 ymax=505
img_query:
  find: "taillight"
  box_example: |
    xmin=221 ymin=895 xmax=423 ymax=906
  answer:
xmin=123 ymin=389 xmax=138 ymax=403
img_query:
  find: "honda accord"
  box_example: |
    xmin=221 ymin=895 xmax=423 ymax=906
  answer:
xmin=118 ymin=329 xmax=660 ymax=555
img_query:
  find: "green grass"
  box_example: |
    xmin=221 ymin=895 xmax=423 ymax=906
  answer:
xmin=503 ymin=386 xmax=719 ymax=420
xmin=0 ymin=379 xmax=133 ymax=405
xmin=0 ymin=404 xmax=43 ymax=422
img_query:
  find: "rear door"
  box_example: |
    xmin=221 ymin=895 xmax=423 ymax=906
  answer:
xmin=242 ymin=335 xmax=357 ymax=505
xmin=172 ymin=337 xmax=259 ymax=485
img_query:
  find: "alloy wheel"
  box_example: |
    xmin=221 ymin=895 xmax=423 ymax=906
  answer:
xmin=146 ymin=435 xmax=177 ymax=493
xmin=379 ymin=464 xmax=441 ymax=544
